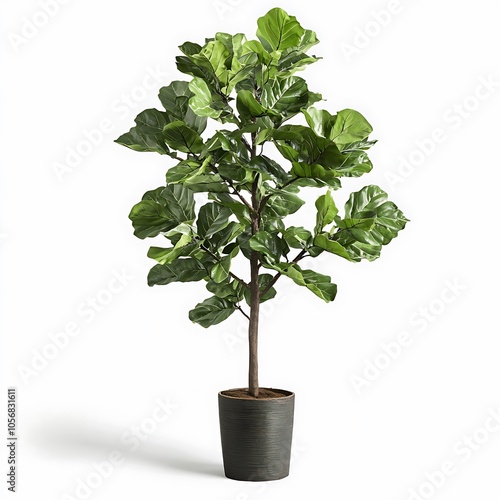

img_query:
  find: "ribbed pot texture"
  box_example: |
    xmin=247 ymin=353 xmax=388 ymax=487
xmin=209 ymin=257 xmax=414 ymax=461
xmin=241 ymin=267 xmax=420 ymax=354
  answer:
xmin=218 ymin=389 xmax=295 ymax=481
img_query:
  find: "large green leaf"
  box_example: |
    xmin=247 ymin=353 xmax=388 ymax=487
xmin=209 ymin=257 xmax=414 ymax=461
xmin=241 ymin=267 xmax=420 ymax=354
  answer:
xmin=188 ymin=296 xmax=235 ymax=328
xmin=265 ymin=190 xmax=305 ymax=217
xmin=188 ymin=77 xmax=222 ymax=119
xmin=115 ymin=126 xmax=170 ymax=155
xmin=303 ymin=107 xmax=337 ymax=139
xmin=158 ymin=80 xmax=207 ymax=134
xmin=249 ymin=231 xmax=283 ymax=261
xmin=269 ymin=263 xmax=337 ymax=302
xmin=333 ymin=185 xmax=408 ymax=261
xmin=148 ymin=259 xmax=207 ymax=286
xmin=184 ymin=174 xmax=229 ymax=193
xmin=161 ymin=184 xmax=196 ymax=224
xmin=197 ymin=203 xmax=232 ymax=238
xmin=128 ymin=199 xmax=176 ymax=239
xmin=147 ymin=224 xmax=197 ymax=265
xmin=330 ymin=109 xmax=373 ymax=149
xmin=162 ymin=121 xmax=204 ymax=154
xmin=283 ymin=226 xmax=312 ymax=249
xmin=270 ymin=126 xmax=345 ymax=168
xmin=116 ymin=109 xmax=174 ymax=155
xmin=313 ymin=234 xmax=353 ymax=261
xmin=291 ymin=162 xmax=342 ymax=189
xmin=210 ymin=255 xmax=232 ymax=284
xmin=166 ymin=160 xmax=203 ymax=184
xmin=261 ymin=76 xmax=310 ymax=119
xmin=236 ymin=90 xmax=278 ymax=122
xmin=256 ymin=8 xmax=305 ymax=52
xmin=315 ymin=190 xmax=338 ymax=234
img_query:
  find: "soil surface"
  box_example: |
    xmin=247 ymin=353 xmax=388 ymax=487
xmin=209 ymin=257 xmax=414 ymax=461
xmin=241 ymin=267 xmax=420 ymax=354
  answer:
xmin=221 ymin=388 xmax=292 ymax=400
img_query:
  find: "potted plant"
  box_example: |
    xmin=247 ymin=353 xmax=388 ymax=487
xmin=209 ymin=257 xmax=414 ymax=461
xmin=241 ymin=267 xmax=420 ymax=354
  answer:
xmin=116 ymin=7 xmax=408 ymax=481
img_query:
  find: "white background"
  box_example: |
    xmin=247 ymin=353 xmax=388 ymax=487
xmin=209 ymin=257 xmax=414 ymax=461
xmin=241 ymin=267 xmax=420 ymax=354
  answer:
xmin=1 ymin=0 xmax=500 ymax=499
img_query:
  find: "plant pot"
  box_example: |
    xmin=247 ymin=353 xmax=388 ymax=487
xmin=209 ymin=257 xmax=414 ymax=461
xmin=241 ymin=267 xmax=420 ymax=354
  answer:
xmin=218 ymin=388 xmax=295 ymax=481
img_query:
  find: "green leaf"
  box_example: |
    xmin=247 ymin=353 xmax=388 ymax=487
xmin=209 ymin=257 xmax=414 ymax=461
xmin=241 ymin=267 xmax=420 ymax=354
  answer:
xmin=256 ymin=8 xmax=305 ymax=52
xmin=184 ymin=174 xmax=229 ymax=193
xmin=270 ymin=125 xmax=345 ymax=168
xmin=163 ymin=121 xmax=204 ymax=154
xmin=313 ymin=234 xmax=353 ymax=261
xmin=245 ymin=156 xmax=289 ymax=184
xmin=209 ymin=193 xmax=250 ymax=224
xmin=276 ymin=51 xmax=320 ymax=76
xmin=206 ymin=279 xmax=245 ymax=302
xmin=291 ymin=162 xmax=342 ymax=189
xmin=148 ymin=259 xmax=207 ymax=286
xmin=161 ymin=184 xmax=196 ymax=223
xmin=158 ymin=80 xmax=207 ymax=134
xmin=303 ymin=107 xmax=337 ymax=139
xmin=193 ymin=40 xmax=230 ymax=82
xmin=189 ymin=296 xmax=235 ymax=328
xmin=266 ymin=190 xmax=305 ymax=217
xmin=115 ymin=126 xmax=170 ymax=155
xmin=249 ymin=231 xmax=283 ymax=261
xmin=197 ymin=203 xmax=232 ymax=238
xmin=208 ymin=221 xmax=245 ymax=251
xmin=147 ymin=225 xmax=197 ymax=265
xmin=188 ymin=77 xmax=223 ymax=119
xmin=115 ymin=109 xmax=174 ymax=155
xmin=210 ymin=255 xmax=232 ymax=283
xmin=261 ymin=76 xmax=310 ymax=119
xmin=166 ymin=160 xmax=202 ymax=184
xmin=330 ymin=109 xmax=373 ymax=149
xmin=270 ymin=263 xmax=337 ymax=302
xmin=236 ymin=90 xmax=278 ymax=122
xmin=283 ymin=226 xmax=312 ymax=249
xmin=333 ymin=185 xmax=409 ymax=261
xmin=315 ymin=190 xmax=338 ymax=234
xmin=128 ymin=199 xmax=176 ymax=239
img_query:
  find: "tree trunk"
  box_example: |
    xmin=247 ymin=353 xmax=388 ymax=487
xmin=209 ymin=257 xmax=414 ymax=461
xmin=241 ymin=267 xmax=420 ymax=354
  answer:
xmin=248 ymin=250 xmax=260 ymax=397
xmin=248 ymin=128 xmax=260 ymax=398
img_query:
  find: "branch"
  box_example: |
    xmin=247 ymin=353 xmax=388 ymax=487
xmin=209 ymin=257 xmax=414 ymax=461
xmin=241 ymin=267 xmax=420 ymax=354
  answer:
xmin=200 ymin=244 xmax=249 ymax=289
xmin=236 ymin=304 xmax=250 ymax=321
xmin=241 ymin=136 xmax=253 ymax=154
xmin=207 ymin=163 xmax=256 ymax=214
xmin=259 ymin=249 xmax=307 ymax=297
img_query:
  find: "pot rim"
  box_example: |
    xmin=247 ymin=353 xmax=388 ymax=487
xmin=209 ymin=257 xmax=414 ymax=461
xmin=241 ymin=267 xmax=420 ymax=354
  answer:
xmin=219 ymin=388 xmax=294 ymax=400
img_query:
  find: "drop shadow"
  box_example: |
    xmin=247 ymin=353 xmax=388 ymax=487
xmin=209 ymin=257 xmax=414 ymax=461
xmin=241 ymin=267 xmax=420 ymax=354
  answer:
xmin=30 ymin=417 xmax=224 ymax=478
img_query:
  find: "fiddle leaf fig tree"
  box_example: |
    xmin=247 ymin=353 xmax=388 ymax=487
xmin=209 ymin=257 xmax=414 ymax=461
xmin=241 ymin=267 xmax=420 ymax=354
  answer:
xmin=116 ymin=8 xmax=408 ymax=398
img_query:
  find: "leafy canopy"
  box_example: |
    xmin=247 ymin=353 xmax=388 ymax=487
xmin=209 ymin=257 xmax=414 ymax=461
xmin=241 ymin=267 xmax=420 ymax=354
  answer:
xmin=116 ymin=8 xmax=408 ymax=328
